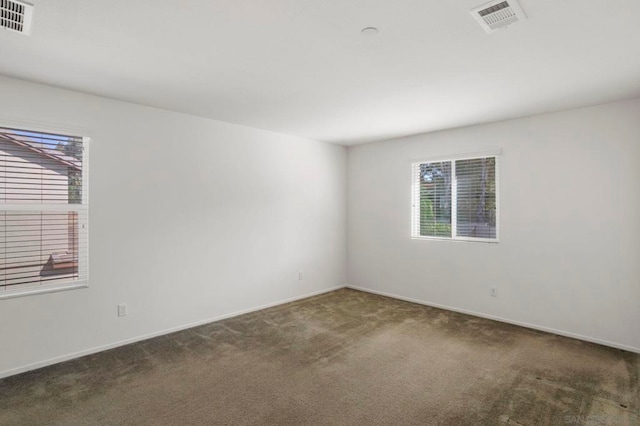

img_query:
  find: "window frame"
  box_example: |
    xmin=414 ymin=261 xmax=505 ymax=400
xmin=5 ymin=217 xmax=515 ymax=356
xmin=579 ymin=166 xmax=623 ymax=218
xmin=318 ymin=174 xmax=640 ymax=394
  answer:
xmin=411 ymin=149 xmax=500 ymax=244
xmin=0 ymin=123 xmax=90 ymax=300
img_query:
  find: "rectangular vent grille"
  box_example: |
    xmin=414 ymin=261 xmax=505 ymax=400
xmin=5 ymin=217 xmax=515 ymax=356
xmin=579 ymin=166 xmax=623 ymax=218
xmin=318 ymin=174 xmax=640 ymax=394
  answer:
xmin=1 ymin=0 xmax=33 ymax=35
xmin=470 ymin=0 xmax=525 ymax=33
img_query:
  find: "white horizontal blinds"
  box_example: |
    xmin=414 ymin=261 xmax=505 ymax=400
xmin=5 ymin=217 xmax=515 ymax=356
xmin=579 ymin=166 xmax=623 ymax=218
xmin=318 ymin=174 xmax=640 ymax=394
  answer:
xmin=0 ymin=128 xmax=83 ymax=204
xmin=0 ymin=211 xmax=88 ymax=287
xmin=0 ymin=127 xmax=87 ymax=291
xmin=455 ymin=157 xmax=497 ymax=239
xmin=412 ymin=153 xmax=498 ymax=241
xmin=418 ymin=161 xmax=452 ymax=237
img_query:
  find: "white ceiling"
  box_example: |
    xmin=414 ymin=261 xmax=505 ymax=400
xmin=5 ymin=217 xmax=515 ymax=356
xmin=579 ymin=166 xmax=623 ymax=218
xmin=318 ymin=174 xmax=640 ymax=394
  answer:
xmin=1 ymin=0 xmax=639 ymax=145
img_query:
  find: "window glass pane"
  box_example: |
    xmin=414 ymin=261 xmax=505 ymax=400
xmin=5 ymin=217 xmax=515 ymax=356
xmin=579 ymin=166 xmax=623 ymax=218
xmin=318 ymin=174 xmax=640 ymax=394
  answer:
xmin=0 ymin=211 xmax=80 ymax=288
xmin=455 ymin=157 xmax=496 ymax=239
xmin=419 ymin=161 xmax=452 ymax=237
xmin=0 ymin=128 xmax=83 ymax=205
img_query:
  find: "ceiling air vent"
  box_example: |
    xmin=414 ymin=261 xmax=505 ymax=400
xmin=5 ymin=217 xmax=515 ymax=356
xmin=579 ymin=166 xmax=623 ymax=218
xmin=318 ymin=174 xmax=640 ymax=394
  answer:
xmin=1 ymin=0 xmax=34 ymax=35
xmin=470 ymin=0 xmax=526 ymax=33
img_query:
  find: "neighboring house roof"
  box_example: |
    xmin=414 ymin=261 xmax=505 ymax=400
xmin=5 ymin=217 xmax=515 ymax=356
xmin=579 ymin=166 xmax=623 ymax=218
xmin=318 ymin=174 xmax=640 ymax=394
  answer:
xmin=0 ymin=133 xmax=81 ymax=170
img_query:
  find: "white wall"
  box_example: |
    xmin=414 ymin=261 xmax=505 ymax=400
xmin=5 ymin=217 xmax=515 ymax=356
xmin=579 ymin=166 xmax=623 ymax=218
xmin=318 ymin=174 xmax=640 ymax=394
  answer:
xmin=0 ymin=76 xmax=347 ymax=377
xmin=347 ymin=98 xmax=640 ymax=352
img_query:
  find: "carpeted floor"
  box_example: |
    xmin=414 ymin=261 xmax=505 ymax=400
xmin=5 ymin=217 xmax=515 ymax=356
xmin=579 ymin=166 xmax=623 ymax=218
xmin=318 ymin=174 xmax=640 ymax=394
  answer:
xmin=1 ymin=288 xmax=638 ymax=425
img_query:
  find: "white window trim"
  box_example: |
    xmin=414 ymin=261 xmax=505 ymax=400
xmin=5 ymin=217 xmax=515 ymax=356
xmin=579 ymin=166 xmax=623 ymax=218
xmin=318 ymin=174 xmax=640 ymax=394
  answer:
xmin=0 ymin=127 xmax=90 ymax=300
xmin=411 ymin=149 xmax=500 ymax=244
xmin=0 ymin=281 xmax=88 ymax=300
xmin=0 ymin=116 xmax=93 ymax=139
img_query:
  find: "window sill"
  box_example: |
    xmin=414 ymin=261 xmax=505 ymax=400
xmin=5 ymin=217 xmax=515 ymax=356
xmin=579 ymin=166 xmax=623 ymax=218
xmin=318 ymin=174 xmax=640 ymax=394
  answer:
xmin=411 ymin=236 xmax=499 ymax=244
xmin=0 ymin=281 xmax=88 ymax=300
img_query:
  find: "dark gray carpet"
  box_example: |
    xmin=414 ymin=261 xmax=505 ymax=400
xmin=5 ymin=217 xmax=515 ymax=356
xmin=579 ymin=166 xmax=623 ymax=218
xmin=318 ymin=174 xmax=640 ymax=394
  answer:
xmin=1 ymin=289 xmax=638 ymax=425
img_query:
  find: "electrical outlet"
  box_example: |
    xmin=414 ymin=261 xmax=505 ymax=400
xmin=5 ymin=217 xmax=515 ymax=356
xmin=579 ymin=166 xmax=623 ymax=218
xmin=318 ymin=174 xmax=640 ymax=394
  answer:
xmin=118 ymin=303 xmax=128 ymax=317
xmin=490 ymin=287 xmax=497 ymax=297
xmin=298 ymin=271 xmax=303 ymax=280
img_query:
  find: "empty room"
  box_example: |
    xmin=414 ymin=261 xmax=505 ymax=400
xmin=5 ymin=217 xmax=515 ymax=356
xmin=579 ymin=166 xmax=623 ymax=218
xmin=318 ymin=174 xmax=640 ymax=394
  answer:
xmin=0 ymin=1 xmax=639 ymax=425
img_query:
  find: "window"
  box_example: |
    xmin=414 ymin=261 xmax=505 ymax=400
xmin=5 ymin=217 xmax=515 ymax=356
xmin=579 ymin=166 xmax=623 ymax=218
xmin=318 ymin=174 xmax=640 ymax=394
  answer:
xmin=0 ymin=126 xmax=89 ymax=298
xmin=412 ymin=152 xmax=499 ymax=242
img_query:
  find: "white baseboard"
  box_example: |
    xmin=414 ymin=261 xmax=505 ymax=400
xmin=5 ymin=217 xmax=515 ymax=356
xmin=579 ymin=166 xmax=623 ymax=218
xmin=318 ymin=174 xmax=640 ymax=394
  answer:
xmin=0 ymin=285 xmax=346 ymax=379
xmin=5 ymin=283 xmax=636 ymax=379
xmin=346 ymin=284 xmax=640 ymax=354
